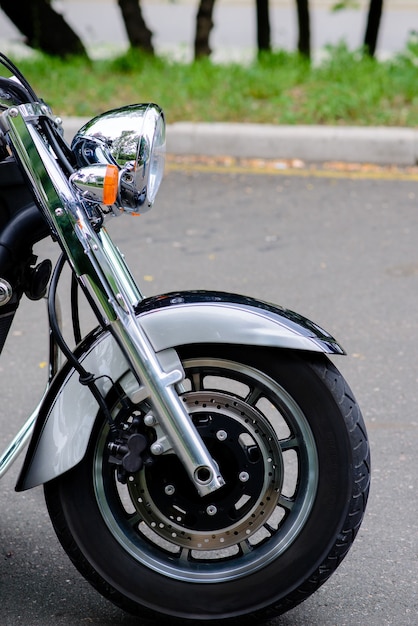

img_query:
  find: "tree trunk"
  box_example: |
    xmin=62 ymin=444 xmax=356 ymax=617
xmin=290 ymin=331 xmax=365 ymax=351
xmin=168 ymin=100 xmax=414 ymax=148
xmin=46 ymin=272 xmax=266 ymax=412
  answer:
xmin=0 ymin=0 xmax=87 ymax=57
xmin=194 ymin=0 xmax=216 ymax=59
xmin=364 ymin=0 xmax=384 ymax=57
xmin=256 ymin=0 xmax=271 ymax=52
xmin=295 ymin=0 xmax=310 ymax=59
xmin=118 ymin=0 xmax=154 ymax=54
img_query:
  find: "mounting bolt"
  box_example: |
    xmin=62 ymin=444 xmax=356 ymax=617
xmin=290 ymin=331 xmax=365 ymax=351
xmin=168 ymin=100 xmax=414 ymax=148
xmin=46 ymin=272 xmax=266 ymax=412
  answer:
xmin=165 ymin=485 xmax=175 ymax=496
xmin=239 ymin=471 xmax=250 ymax=482
xmin=206 ymin=505 xmax=217 ymax=516
xmin=9 ymin=107 xmax=19 ymax=118
xmin=151 ymin=442 xmax=164 ymax=456
xmin=144 ymin=413 xmax=157 ymax=427
xmin=216 ymin=430 xmax=227 ymax=441
xmin=55 ymin=208 xmax=64 ymax=217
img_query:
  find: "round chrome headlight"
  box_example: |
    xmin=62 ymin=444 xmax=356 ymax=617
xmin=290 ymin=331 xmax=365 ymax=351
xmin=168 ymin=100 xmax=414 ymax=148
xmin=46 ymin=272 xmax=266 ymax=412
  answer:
xmin=71 ymin=103 xmax=166 ymax=214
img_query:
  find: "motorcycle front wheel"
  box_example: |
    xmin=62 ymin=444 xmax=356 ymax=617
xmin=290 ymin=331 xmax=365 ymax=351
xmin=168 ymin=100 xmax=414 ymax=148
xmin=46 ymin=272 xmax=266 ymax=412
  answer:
xmin=45 ymin=345 xmax=370 ymax=624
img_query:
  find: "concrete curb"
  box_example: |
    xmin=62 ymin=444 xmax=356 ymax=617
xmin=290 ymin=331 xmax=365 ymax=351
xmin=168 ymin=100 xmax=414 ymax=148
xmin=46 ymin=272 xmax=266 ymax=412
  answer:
xmin=62 ymin=117 xmax=418 ymax=166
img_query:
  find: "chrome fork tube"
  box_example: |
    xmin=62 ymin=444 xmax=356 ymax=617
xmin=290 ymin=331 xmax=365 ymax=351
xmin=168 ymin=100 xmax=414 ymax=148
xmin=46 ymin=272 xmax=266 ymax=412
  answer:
xmin=80 ymin=226 xmax=225 ymax=497
xmin=113 ymin=314 xmax=225 ymax=496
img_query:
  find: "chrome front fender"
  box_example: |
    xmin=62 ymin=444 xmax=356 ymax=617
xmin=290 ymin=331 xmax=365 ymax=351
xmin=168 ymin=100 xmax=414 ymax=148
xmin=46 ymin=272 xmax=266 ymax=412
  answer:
xmin=137 ymin=291 xmax=344 ymax=354
xmin=16 ymin=291 xmax=344 ymax=491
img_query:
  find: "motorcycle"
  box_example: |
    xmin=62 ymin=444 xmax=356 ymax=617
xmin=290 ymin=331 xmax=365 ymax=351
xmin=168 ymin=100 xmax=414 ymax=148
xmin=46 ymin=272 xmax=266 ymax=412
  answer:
xmin=0 ymin=52 xmax=370 ymax=624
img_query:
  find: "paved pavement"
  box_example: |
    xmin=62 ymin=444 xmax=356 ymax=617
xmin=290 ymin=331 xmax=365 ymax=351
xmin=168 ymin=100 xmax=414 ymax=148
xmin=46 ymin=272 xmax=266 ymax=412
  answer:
xmin=63 ymin=117 xmax=418 ymax=167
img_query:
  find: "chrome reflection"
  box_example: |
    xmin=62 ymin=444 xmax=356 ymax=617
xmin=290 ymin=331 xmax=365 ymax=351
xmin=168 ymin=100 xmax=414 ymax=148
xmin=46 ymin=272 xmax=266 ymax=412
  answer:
xmin=70 ymin=164 xmax=113 ymax=204
xmin=71 ymin=104 xmax=165 ymax=214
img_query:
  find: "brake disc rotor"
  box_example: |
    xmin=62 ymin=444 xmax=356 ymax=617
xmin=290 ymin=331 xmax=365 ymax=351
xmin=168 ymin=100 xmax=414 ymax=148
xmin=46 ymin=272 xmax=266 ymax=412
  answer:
xmin=128 ymin=391 xmax=283 ymax=550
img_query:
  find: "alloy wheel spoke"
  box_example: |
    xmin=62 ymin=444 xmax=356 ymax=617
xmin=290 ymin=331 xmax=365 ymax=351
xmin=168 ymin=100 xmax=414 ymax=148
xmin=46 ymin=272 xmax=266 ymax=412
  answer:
xmin=239 ymin=539 xmax=253 ymax=555
xmin=178 ymin=546 xmax=191 ymax=563
xmin=190 ymin=371 xmax=203 ymax=391
xmin=245 ymin=385 xmax=263 ymax=407
xmin=263 ymin=522 xmax=275 ymax=536
xmin=280 ymin=435 xmax=299 ymax=452
xmin=126 ymin=511 xmax=142 ymax=529
xmin=278 ymin=494 xmax=295 ymax=512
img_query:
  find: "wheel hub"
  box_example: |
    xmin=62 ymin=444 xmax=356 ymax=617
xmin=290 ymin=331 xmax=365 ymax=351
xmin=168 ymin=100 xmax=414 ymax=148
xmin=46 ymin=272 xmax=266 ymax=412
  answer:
xmin=128 ymin=392 xmax=283 ymax=549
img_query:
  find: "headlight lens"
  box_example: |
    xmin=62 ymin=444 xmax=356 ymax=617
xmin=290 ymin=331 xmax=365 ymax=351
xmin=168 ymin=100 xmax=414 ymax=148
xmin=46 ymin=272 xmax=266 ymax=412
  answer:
xmin=71 ymin=103 xmax=166 ymax=214
xmin=146 ymin=111 xmax=165 ymax=206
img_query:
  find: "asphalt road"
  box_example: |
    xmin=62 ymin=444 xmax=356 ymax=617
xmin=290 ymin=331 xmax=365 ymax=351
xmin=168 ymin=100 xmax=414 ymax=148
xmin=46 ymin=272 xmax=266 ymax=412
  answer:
xmin=1 ymin=163 xmax=418 ymax=625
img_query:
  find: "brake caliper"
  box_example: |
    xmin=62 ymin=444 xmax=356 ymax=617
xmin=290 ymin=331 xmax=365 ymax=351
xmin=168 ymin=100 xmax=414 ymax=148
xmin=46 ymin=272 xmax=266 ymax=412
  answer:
xmin=107 ymin=401 xmax=153 ymax=484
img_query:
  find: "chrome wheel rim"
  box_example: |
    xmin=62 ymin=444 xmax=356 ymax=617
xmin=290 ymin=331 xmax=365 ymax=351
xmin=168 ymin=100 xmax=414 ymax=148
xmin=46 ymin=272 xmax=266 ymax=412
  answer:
xmin=93 ymin=356 xmax=319 ymax=583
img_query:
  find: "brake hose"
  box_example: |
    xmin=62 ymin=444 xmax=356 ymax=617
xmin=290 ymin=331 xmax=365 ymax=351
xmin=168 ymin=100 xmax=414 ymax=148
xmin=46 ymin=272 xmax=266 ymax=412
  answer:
xmin=48 ymin=253 xmax=117 ymax=431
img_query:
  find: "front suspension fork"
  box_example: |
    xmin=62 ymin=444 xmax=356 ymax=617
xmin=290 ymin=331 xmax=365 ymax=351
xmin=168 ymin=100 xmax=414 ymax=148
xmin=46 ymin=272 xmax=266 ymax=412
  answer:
xmin=4 ymin=105 xmax=225 ymax=498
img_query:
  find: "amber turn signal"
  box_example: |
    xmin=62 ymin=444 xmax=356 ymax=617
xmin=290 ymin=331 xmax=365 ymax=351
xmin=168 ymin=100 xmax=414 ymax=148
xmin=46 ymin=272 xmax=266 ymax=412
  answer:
xmin=103 ymin=164 xmax=119 ymax=205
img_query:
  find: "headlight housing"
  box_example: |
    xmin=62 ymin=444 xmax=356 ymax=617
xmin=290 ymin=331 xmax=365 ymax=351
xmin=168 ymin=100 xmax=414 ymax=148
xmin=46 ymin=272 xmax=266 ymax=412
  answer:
xmin=71 ymin=103 xmax=165 ymax=214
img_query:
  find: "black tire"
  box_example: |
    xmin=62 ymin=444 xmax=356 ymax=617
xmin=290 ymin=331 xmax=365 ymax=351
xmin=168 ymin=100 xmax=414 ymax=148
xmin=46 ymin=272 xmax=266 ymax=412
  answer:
xmin=44 ymin=346 xmax=370 ymax=624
